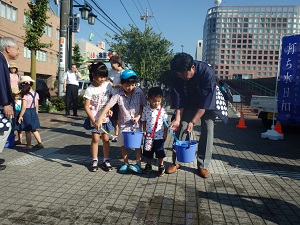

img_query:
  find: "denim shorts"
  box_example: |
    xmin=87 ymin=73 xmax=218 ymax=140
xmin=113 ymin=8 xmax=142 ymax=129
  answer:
xmin=83 ymin=118 xmax=114 ymax=134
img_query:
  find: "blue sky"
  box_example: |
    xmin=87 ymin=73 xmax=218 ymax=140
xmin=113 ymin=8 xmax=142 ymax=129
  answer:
xmin=50 ymin=0 xmax=300 ymax=57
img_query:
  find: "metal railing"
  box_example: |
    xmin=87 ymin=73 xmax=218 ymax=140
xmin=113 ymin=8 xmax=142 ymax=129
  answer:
xmin=234 ymin=79 xmax=275 ymax=96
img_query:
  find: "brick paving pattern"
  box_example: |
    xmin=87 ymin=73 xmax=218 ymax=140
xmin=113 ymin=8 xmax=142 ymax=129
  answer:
xmin=0 ymin=109 xmax=299 ymax=224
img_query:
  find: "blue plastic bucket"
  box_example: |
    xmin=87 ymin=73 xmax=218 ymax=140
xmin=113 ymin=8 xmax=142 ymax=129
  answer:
xmin=122 ymin=131 xmax=143 ymax=148
xmin=174 ymin=141 xmax=197 ymax=163
xmin=5 ymin=134 xmax=15 ymax=148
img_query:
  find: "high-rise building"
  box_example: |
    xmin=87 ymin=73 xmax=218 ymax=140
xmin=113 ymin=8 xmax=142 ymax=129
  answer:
xmin=202 ymin=5 xmax=300 ymax=79
xmin=195 ymin=40 xmax=203 ymax=61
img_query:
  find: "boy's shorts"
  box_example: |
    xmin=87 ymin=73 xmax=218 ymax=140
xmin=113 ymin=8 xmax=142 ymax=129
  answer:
xmin=117 ymin=128 xmax=142 ymax=148
xmin=143 ymin=139 xmax=166 ymax=159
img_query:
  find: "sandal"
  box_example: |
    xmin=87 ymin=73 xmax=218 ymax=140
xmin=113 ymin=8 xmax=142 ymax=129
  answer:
xmin=35 ymin=143 xmax=44 ymax=148
xmin=111 ymin=136 xmax=118 ymax=142
xmin=22 ymin=145 xmax=33 ymax=150
xmin=90 ymin=160 xmax=98 ymax=172
xmin=15 ymin=140 xmax=22 ymax=145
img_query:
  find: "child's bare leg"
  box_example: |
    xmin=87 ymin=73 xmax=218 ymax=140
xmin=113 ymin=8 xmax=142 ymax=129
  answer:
xmin=25 ymin=131 xmax=31 ymax=146
xmin=18 ymin=131 xmax=22 ymax=143
xmin=91 ymin=133 xmax=100 ymax=159
xmin=158 ymin=158 xmax=164 ymax=166
xmin=135 ymin=148 xmax=142 ymax=167
xmin=114 ymin=120 xmax=119 ymax=136
xmin=32 ymin=130 xmax=42 ymax=143
xmin=146 ymin=158 xmax=152 ymax=165
xmin=101 ymin=134 xmax=110 ymax=159
xmin=121 ymin=146 xmax=129 ymax=164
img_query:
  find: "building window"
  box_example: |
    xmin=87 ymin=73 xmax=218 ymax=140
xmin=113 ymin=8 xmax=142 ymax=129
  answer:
xmin=24 ymin=47 xmax=31 ymax=58
xmin=0 ymin=1 xmax=17 ymax=22
xmin=44 ymin=24 xmax=52 ymax=37
xmin=56 ymin=29 xmax=60 ymax=40
xmin=37 ymin=50 xmax=47 ymax=62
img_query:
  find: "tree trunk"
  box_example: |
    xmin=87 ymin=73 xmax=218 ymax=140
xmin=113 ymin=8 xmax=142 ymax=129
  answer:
xmin=30 ymin=50 xmax=37 ymax=90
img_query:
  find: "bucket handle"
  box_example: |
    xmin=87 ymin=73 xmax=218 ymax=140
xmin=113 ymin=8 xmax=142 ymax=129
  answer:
xmin=186 ymin=132 xmax=191 ymax=148
xmin=162 ymin=119 xmax=181 ymax=146
xmin=131 ymin=116 xmax=137 ymax=132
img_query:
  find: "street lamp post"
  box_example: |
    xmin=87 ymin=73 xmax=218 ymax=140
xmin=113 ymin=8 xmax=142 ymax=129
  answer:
xmin=58 ymin=0 xmax=97 ymax=97
xmin=68 ymin=0 xmax=97 ymax=70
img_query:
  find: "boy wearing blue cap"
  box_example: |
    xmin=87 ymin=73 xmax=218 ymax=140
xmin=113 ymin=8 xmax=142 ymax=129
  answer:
xmin=96 ymin=70 xmax=147 ymax=174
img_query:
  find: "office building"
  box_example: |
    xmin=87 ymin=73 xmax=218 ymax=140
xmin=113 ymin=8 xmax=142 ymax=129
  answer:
xmin=202 ymin=5 xmax=300 ymax=79
xmin=195 ymin=40 xmax=203 ymax=61
xmin=0 ymin=0 xmax=60 ymax=88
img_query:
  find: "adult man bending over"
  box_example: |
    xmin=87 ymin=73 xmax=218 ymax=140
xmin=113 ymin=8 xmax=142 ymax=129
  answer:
xmin=168 ymin=53 xmax=228 ymax=178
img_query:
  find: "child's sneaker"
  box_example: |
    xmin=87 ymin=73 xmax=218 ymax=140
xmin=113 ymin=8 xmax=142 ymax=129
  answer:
xmin=129 ymin=164 xmax=142 ymax=174
xmin=119 ymin=164 xmax=129 ymax=174
xmin=90 ymin=160 xmax=98 ymax=172
xmin=158 ymin=165 xmax=165 ymax=177
xmin=102 ymin=160 xmax=113 ymax=172
xmin=35 ymin=143 xmax=44 ymax=148
xmin=143 ymin=163 xmax=152 ymax=174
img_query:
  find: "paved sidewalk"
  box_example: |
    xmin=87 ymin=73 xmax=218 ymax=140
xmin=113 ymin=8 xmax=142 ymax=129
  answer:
xmin=0 ymin=109 xmax=299 ymax=225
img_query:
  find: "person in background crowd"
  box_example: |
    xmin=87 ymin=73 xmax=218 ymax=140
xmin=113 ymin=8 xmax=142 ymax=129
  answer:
xmin=9 ymin=61 xmax=20 ymax=90
xmin=108 ymin=55 xmax=124 ymax=142
xmin=168 ymin=53 xmax=228 ymax=178
xmin=0 ymin=37 xmax=20 ymax=171
xmin=63 ymin=64 xmax=82 ymax=116
xmin=12 ymin=88 xmax=23 ymax=145
xmin=218 ymin=80 xmax=231 ymax=107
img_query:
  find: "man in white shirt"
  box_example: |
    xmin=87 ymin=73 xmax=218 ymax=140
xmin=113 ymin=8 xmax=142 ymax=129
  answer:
xmin=63 ymin=64 xmax=82 ymax=116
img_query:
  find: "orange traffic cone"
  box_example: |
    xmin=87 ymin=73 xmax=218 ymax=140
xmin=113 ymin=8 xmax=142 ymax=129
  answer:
xmin=236 ymin=111 xmax=247 ymax=129
xmin=274 ymin=122 xmax=283 ymax=134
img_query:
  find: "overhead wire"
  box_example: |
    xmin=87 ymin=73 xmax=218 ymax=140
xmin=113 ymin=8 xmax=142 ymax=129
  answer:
xmin=137 ymin=0 xmax=145 ymax=15
xmin=73 ymin=0 xmax=122 ymax=36
xmin=132 ymin=0 xmax=142 ymax=15
xmin=119 ymin=0 xmax=139 ymax=29
xmin=146 ymin=0 xmax=161 ymax=32
xmin=89 ymin=0 xmax=123 ymax=32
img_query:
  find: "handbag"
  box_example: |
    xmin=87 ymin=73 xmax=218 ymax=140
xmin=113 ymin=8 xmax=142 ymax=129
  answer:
xmin=143 ymin=107 xmax=162 ymax=151
xmin=0 ymin=109 xmax=11 ymax=132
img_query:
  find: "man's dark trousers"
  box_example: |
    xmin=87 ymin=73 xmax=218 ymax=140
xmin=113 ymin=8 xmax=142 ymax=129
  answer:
xmin=66 ymin=84 xmax=79 ymax=115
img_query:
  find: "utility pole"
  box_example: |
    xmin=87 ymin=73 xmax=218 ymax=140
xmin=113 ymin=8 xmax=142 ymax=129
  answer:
xmin=57 ymin=0 xmax=70 ymax=97
xmin=68 ymin=0 xmax=73 ymax=70
xmin=140 ymin=8 xmax=153 ymax=31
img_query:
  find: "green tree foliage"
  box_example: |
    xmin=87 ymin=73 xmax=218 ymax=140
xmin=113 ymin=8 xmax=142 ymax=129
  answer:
xmin=72 ymin=43 xmax=84 ymax=68
xmin=106 ymin=25 xmax=173 ymax=87
xmin=24 ymin=0 xmax=52 ymax=90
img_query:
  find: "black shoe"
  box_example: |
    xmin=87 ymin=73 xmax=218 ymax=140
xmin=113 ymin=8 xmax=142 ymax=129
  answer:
xmin=142 ymin=163 xmax=152 ymax=174
xmin=0 ymin=159 xmax=5 ymax=164
xmin=0 ymin=165 xmax=6 ymax=171
xmin=158 ymin=165 xmax=165 ymax=177
xmin=64 ymin=113 xmax=70 ymax=117
xmin=72 ymin=114 xmax=78 ymax=116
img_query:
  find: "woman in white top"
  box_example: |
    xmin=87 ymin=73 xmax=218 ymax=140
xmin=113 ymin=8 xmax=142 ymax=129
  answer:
xmin=108 ymin=55 xmax=124 ymax=141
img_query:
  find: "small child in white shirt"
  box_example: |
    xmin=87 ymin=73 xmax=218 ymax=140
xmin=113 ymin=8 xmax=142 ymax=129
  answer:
xmin=141 ymin=87 xmax=168 ymax=177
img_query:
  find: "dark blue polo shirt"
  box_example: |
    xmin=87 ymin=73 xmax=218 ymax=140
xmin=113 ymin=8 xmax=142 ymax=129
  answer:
xmin=171 ymin=60 xmax=228 ymax=123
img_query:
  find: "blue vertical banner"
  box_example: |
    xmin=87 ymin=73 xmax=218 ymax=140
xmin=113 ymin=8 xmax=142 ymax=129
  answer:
xmin=278 ymin=34 xmax=300 ymax=124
